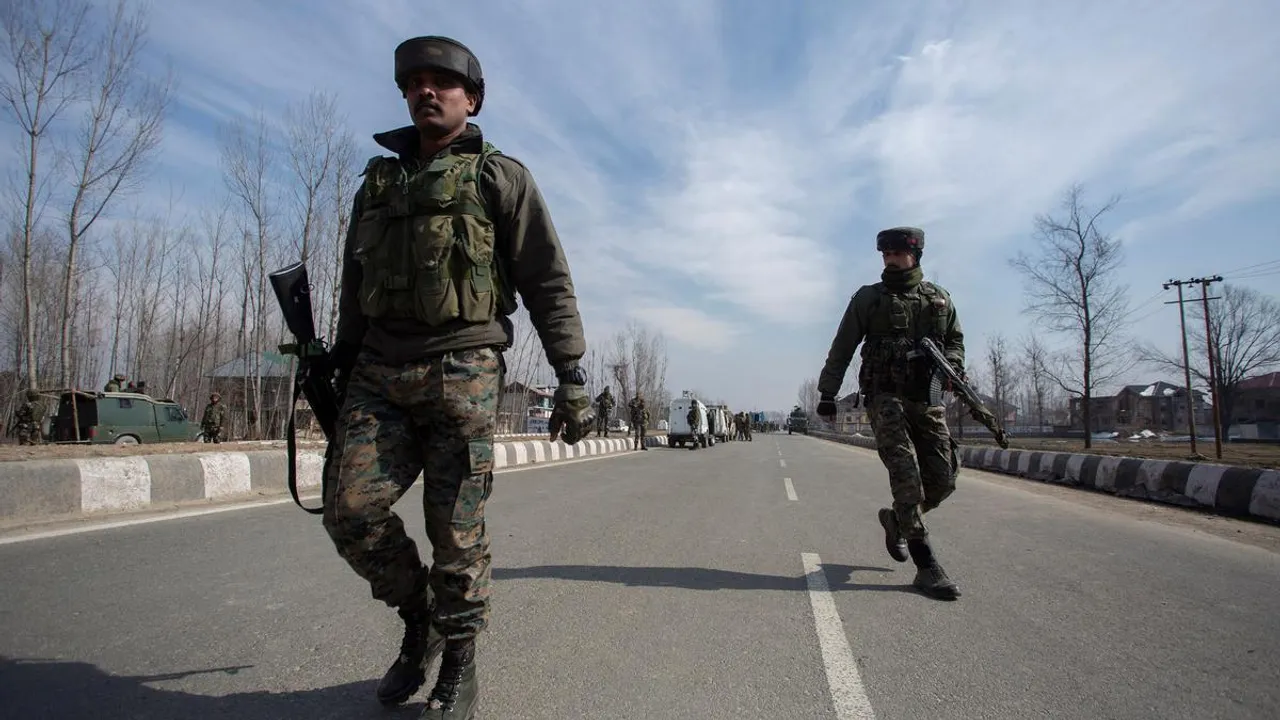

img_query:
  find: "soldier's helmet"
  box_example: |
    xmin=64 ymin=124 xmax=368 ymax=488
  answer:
xmin=114 ymin=373 xmax=126 ymax=381
xmin=26 ymin=389 xmax=39 ymax=401
xmin=210 ymin=392 xmax=221 ymax=401
xmin=394 ymin=36 xmax=485 ymax=115
xmin=876 ymin=227 xmax=925 ymax=258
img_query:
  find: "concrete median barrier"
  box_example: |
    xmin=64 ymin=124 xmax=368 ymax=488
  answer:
xmin=0 ymin=433 xmax=667 ymax=527
xmin=808 ymin=430 xmax=1280 ymax=525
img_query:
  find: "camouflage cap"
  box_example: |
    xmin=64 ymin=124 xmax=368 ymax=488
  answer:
xmin=394 ymin=35 xmax=485 ymax=115
xmin=876 ymin=227 xmax=925 ymax=253
xmin=26 ymin=389 xmax=39 ymax=401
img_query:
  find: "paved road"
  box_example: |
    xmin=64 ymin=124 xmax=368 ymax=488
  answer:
xmin=2 ymin=434 xmax=1278 ymax=719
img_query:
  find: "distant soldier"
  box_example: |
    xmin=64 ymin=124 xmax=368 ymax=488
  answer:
xmin=628 ymin=393 xmax=648 ymax=450
xmin=11 ymin=391 xmax=39 ymax=445
xmin=201 ymin=393 xmax=226 ymax=443
xmin=104 ymin=374 xmax=126 ymax=392
xmin=134 ymin=381 xmax=149 ymax=396
xmin=594 ymin=387 xmax=615 ymax=437
xmin=686 ymin=402 xmax=704 ymax=444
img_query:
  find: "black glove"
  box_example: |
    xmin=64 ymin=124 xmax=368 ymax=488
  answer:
xmin=548 ymin=364 xmax=592 ymax=445
xmin=817 ymin=395 xmax=837 ymax=420
xmin=329 ymin=341 xmax=362 ymax=404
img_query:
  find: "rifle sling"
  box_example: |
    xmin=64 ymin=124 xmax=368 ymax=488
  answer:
xmin=286 ymin=372 xmax=324 ymax=515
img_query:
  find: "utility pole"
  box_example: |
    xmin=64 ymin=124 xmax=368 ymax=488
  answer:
xmin=1163 ymin=279 xmax=1199 ymax=456
xmin=1193 ymin=275 xmax=1225 ymax=459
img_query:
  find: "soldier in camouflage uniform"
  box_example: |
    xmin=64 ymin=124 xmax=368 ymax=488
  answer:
xmin=628 ymin=393 xmax=649 ymax=451
xmin=104 ymin=374 xmax=126 ymax=392
xmin=323 ymin=36 xmax=592 ymax=719
xmin=201 ymin=393 xmax=226 ymax=443
xmin=593 ymin=386 xmax=614 ymax=437
xmin=816 ymin=227 xmax=963 ymax=601
xmin=11 ymin=392 xmax=39 ymax=445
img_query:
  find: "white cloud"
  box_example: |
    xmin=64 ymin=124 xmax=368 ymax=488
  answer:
xmin=628 ymin=305 xmax=741 ymax=353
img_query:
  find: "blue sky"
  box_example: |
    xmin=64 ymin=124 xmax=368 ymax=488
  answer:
xmin=8 ymin=0 xmax=1280 ymax=413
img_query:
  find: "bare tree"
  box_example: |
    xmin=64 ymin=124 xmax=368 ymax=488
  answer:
xmin=985 ymin=333 xmax=1014 ymax=424
xmin=57 ymin=0 xmax=171 ymax=388
xmin=1 ymin=0 xmax=92 ymax=389
xmin=1009 ymin=184 xmax=1130 ymax=446
xmin=284 ymin=89 xmax=342 ymax=266
xmin=609 ymin=331 xmax=631 ymax=401
xmin=797 ymin=377 xmax=820 ymax=417
xmin=322 ymin=130 xmax=357 ymax=343
xmin=220 ymin=111 xmax=278 ymax=438
xmin=1020 ymin=332 xmax=1051 ymax=429
xmin=1139 ymin=284 xmax=1280 ymax=437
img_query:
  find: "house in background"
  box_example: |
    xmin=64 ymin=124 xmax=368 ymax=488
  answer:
xmin=1070 ymin=380 xmax=1211 ymax=433
xmin=205 ymin=351 xmax=296 ymax=440
xmin=499 ymin=381 xmax=554 ymax=434
xmin=833 ymin=393 xmax=870 ymax=434
xmin=1230 ymin=371 xmax=1280 ymax=440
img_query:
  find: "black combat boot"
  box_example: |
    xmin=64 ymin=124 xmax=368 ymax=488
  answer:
xmin=877 ymin=508 xmax=909 ymax=562
xmin=907 ymin=538 xmax=961 ymax=600
xmin=420 ymin=640 xmax=479 ymax=719
xmin=377 ymin=603 xmax=445 ymax=706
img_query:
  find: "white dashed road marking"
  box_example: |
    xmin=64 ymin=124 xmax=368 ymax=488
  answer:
xmin=784 ymin=478 xmax=798 ymax=501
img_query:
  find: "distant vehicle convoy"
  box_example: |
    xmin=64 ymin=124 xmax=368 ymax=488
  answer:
xmin=664 ymin=397 xmax=747 ymax=449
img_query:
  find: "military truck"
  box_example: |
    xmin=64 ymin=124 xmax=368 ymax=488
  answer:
xmin=52 ymin=390 xmax=200 ymax=445
xmin=786 ymin=406 xmax=809 ymax=435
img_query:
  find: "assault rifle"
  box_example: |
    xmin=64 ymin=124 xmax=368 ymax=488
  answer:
xmin=269 ymin=260 xmax=339 ymax=515
xmin=918 ymin=336 xmax=1010 ymax=449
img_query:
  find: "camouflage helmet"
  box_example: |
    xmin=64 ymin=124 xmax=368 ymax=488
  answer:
xmin=394 ymin=36 xmax=485 ymax=115
xmin=876 ymin=227 xmax=924 ymax=255
xmin=26 ymin=389 xmax=39 ymax=401
xmin=113 ymin=373 xmax=126 ymax=381
xmin=210 ymin=392 xmax=221 ymax=401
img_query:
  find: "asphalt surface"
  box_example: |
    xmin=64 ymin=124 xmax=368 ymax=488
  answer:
xmin=1 ymin=433 xmax=1278 ymax=719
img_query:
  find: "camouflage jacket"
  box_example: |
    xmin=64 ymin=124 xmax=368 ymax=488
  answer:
xmin=818 ymin=277 xmax=964 ymax=400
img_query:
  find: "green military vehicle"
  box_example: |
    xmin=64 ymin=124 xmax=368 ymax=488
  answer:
xmin=787 ymin=406 xmax=809 ymax=435
xmin=51 ymin=390 xmax=200 ymax=445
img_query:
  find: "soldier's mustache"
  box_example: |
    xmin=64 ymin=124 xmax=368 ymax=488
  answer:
xmin=415 ymin=99 xmax=440 ymax=114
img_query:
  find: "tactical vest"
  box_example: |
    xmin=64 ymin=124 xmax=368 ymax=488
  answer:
xmin=353 ymin=144 xmax=512 ymax=326
xmin=858 ymin=281 xmax=950 ymax=398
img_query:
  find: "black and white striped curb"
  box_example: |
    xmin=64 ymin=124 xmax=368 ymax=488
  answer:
xmin=0 ymin=434 xmax=666 ymax=526
xmin=808 ymin=430 xmax=1280 ymax=525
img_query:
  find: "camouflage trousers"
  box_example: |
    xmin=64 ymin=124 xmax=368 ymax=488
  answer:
xmin=202 ymin=424 xmax=223 ymax=443
xmin=14 ymin=421 xmax=37 ymax=445
xmin=594 ymin=413 xmax=609 ymax=436
xmin=867 ymin=394 xmax=959 ymax=540
xmin=631 ymin=422 xmax=646 ymax=449
xmin=322 ymin=346 xmax=500 ymax=642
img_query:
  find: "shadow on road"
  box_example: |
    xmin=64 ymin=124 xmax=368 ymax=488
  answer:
xmin=0 ymin=656 xmax=422 ymax=720
xmin=493 ymin=563 xmax=915 ymax=593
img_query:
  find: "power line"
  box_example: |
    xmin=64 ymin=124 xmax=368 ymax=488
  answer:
xmin=1122 ymin=288 xmax=1169 ymax=321
xmin=1216 ymin=258 xmax=1280 ymax=276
